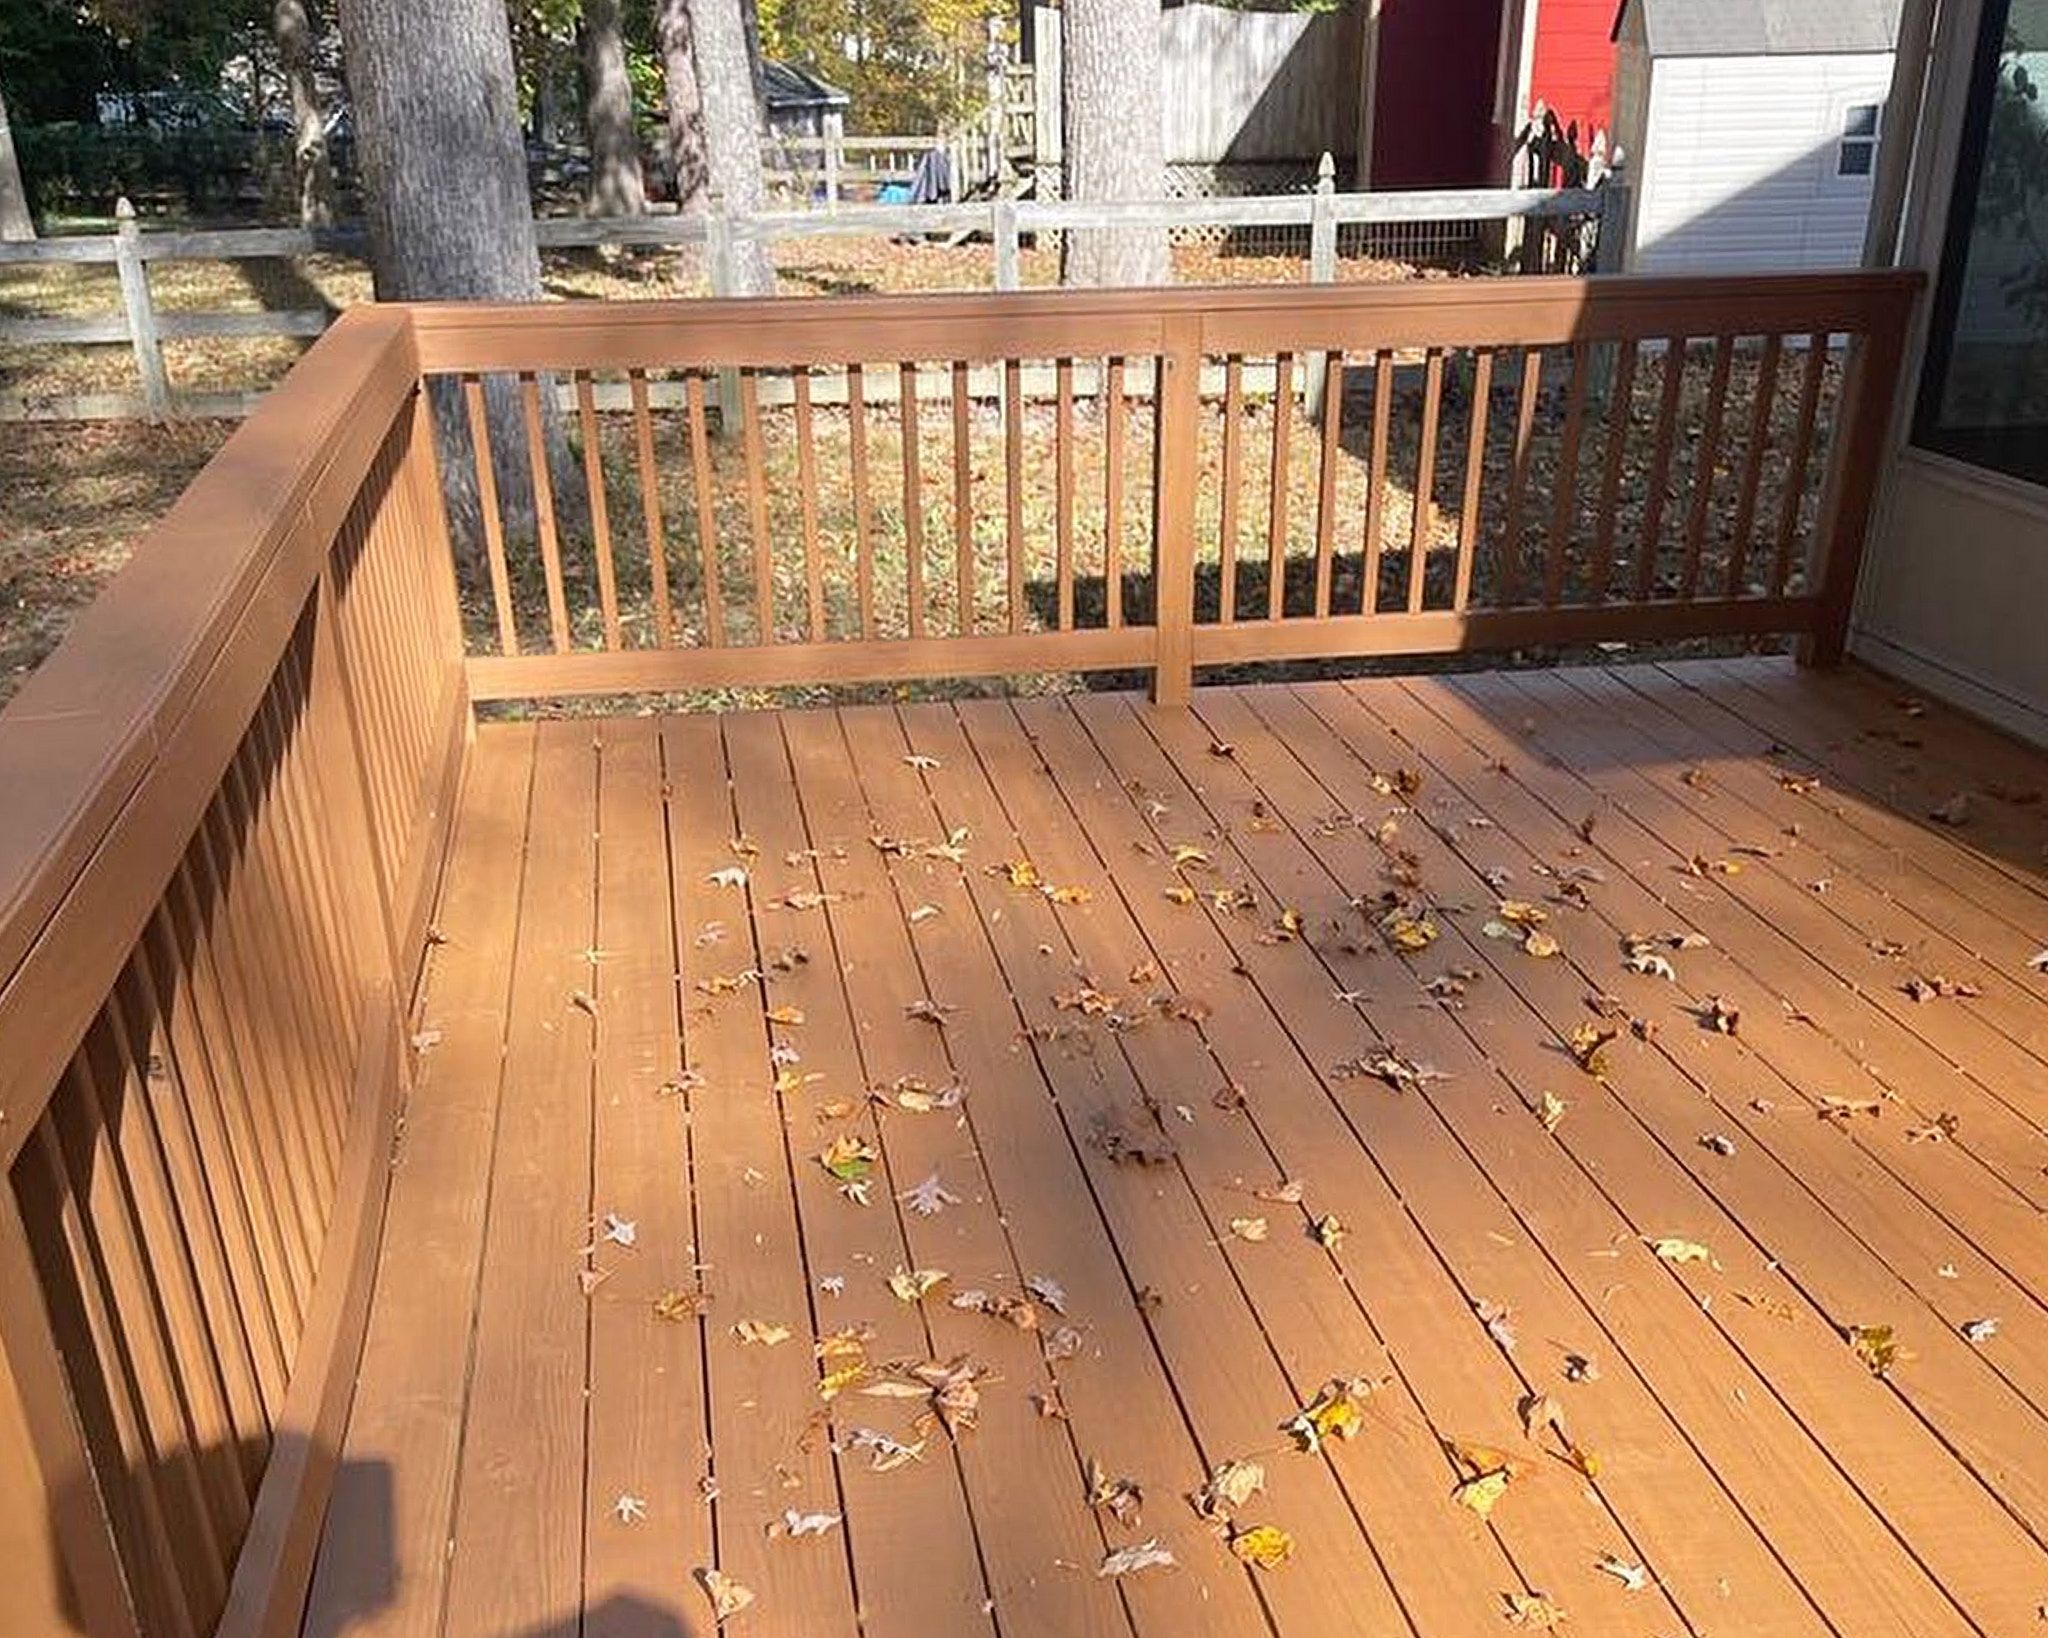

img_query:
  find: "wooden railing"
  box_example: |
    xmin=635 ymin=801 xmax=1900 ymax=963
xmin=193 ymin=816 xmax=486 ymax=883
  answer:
xmin=412 ymin=270 xmax=1917 ymax=706
xmin=0 ymin=307 xmax=467 ymax=1636
xmin=0 ymin=267 xmax=1915 ymax=1635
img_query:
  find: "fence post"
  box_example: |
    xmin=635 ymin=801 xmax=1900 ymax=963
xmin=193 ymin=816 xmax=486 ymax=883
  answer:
xmin=113 ymin=197 xmax=169 ymax=420
xmin=1305 ymin=153 xmax=1337 ymax=424
xmin=823 ymin=111 xmax=842 ymax=209
xmin=1150 ymin=314 xmax=1202 ymax=707
xmin=993 ymin=197 xmax=1020 ymax=290
xmin=1592 ymin=159 xmax=1629 ymax=275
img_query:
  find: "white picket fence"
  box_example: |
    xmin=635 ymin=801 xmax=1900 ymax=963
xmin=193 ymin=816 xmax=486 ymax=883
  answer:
xmin=0 ymin=167 xmax=1625 ymax=421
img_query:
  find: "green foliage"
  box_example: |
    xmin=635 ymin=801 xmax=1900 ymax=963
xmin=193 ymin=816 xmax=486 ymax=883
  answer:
xmin=760 ymin=0 xmax=1009 ymax=134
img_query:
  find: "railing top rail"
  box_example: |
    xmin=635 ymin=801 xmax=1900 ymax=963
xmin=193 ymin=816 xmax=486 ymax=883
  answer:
xmin=407 ymin=269 xmax=1924 ymax=374
xmin=0 ymin=305 xmax=420 ymax=1162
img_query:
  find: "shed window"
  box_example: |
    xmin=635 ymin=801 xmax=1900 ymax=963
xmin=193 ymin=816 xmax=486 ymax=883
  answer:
xmin=1838 ymin=104 xmax=1881 ymax=175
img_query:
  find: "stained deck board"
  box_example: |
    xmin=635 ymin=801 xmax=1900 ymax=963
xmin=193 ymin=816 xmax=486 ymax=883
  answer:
xmin=309 ymin=662 xmax=2048 ymax=1638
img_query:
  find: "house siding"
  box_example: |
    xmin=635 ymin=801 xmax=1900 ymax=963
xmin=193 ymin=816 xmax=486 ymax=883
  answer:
xmin=1529 ymin=0 xmax=1619 ymax=139
xmin=1631 ymin=52 xmax=1895 ymax=273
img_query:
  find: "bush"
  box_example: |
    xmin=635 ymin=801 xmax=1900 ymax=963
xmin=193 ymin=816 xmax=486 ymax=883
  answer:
xmin=17 ymin=119 xmax=280 ymax=216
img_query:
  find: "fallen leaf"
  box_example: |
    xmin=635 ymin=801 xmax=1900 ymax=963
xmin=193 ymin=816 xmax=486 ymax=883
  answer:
xmin=1026 ymin=1273 xmax=1068 ymax=1313
xmin=1847 ymin=1322 xmax=1903 ymax=1376
xmin=949 ymin=1288 xmax=1040 ymax=1329
xmin=1345 ymin=1052 xmax=1451 ymax=1094
xmin=1228 ymin=1216 xmax=1270 ymax=1243
xmin=1906 ymin=1111 xmax=1960 ymax=1143
xmin=1311 ymin=1212 xmax=1346 ymax=1250
xmin=770 ymin=1507 xmax=841 ymax=1539
xmin=600 ymin=1212 xmax=637 ymax=1249
xmin=1818 ymin=1095 xmax=1884 ymax=1124
xmin=1928 ymin=792 xmax=1973 ymax=826
xmin=1538 ymin=1092 xmax=1568 ymax=1133
xmin=1522 ymin=929 xmax=1562 ymax=959
xmin=1475 ymin=1297 xmax=1518 ymax=1353
xmin=1380 ymin=909 xmax=1441 ymax=953
xmin=819 ymin=1133 xmax=878 ymax=1185
xmin=899 ymin=1172 xmax=962 ymax=1217
xmin=1596 ymin=1553 xmax=1649 ymax=1592
xmin=1903 ymin=974 xmax=1983 ymax=1002
xmin=908 ymin=1355 xmax=995 ymax=1437
xmin=1098 ymin=1540 xmax=1176 ymax=1577
xmin=1228 ymin=1524 xmax=1295 ymax=1570
xmin=696 ymin=1566 xmax=755 ymax=1621
xmin=732 ymin=1319 xmax=793 ymax=1347
xmin=1284 ymin=1378 xmax=1375 ymax=1453
xmin=613 ymin=1493 xmax=648 ymax=1524
xmin=1648 ymin=1237 xmax=1714 ymax=1266
xmin=1086 ymin=1458 xmax=1144 ymax=1527
xmin=903 ymin=753 xmax=942 ymax=770
xmin=1699 ymin=1132 xmax=1737 ymax=1157
xmin=1258 ymin=1178 xmax=1306 ymax=1205
xmin=706 ymin=867 xmax=748 ymax=889
xmin=1192 ymin=1457 xmax=1267 ymax=1522
xmin=844 ymin=1427 xmax=926 ymax=1471
xmin=815 ymin=1329 xmax=869 ymax=1399
xmin=1699 ymin=996 xmax=1741 ymax=1035
xmin=1504 ymin=1591 xmax=1569 ymax=1629
xmin=652 ymin=1288 xmax=712 ymax=1323
xmin=904 ymin=998 xmax=956 ymax=1026
xmin=887 ymin=1267 xmax=948 ymax=1303
xmin=1962 ymin=1317 xmax=2000 ymax=1344
xmin=1568 ymin=1021 xmax=1620 ymax=1077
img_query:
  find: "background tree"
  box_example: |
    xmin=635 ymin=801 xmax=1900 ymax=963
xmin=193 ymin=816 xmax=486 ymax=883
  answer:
xmin=336 ymin=0 xmax=554 ymax=541
xmin=656 ymin=0 xmax=709 ymax=209
xmin=0 ymin=82 xmax=32 ymax=239
xmin=692 ymin=0 xmax=774 ymax=292
xmin=760 ymin=0 xmax=1001 ymax=135
xmin=580 ymin=0 xmax=646 ymax=213
xmin=272 ymin=0 xmax=333 ymax=224
xmin=1061 ymin=0 xmax=1166 ymax=286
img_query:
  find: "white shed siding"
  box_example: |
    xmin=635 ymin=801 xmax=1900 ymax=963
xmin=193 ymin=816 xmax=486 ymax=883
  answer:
xmin=1632 ymin=52 xmax=1896 ymax=273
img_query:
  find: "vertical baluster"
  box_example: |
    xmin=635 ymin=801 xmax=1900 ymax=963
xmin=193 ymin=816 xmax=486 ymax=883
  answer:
xmin=1679 ymin=334 xmax=1735 ymax=602
xmin=1409 ymin=348 xmax=1445 ymax=613
xmin=1219 ymin=355 xmax=1243 ymax=625
xmin=1725 ymin=333 xmax=1783 ymax=597
xmin=848 ymin=363 xmax=875 ymax=639
xmin=901 ymin=362 xmax=925 ymax=639
xmin=1452 ymin=348 xmax=1493 ymax=613
xmin=794 ymin=369 xmax=824 ymax=642
xmin=952 ymin=359 xmax=974 ymax=636
xmin=1635 ymin=336 xmax=1688 ymax=602
xmin=575 ymin=373 xmax=622 ymax=650
xmin=1360 ymin=349 xmax=1393 ymax=614
xmin=1313 ymin=352 xmax=1344 ymax=618
xmin=1587 ymin=341 xmax=1639 ymax=604
xmin=740 ymin=368 xmax=773 ymax=644
xmin=1265 ymin=351 xmax=1292 ymax=620
xmin=518 ymin=374 xmax=570 ymax=651
xmin=1771 ymin=333 xmax=1829 ymax=597
xmin=1055 ymin=357 xmax=1076 ymax=630
xmin=1543 ymin=341 xmax=1590 ymax=607
xmin=628 ymin=371 xmax=674 ymax=647
xmin=1104 ymin=355 xmax=1127 ymax=628
xmin=1497 ymin=347 xmax=1543 ymax=608
xmin=684 ymin=375 xmax=724 ymax=646
xmin=1005 ymin=357 xmax=1025 ymax=633
xmin=460 ymin=374 xmax=519 ymax=656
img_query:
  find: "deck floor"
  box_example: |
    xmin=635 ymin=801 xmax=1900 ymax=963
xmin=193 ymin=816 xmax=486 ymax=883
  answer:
xmin=305 ymin=657 xmax=2048 ymax=1638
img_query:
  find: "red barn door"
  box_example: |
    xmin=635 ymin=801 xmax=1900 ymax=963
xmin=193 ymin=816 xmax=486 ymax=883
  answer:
xmin=1371 ymin=0 xmax=1506 ymax=186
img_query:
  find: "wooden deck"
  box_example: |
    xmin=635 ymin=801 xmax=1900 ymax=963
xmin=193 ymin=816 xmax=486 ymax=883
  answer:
xmin=303 ymin=656 xmax=2048 ymax=1638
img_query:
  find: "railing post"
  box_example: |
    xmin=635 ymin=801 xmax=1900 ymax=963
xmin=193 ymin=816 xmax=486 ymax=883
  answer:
xmin=1591 ymin=158 xmax=1629 ymax=274
xmin=1800 ymin=309 xmax=1909 ymax=668
xmin=823 ymin=111 xmax=842 ymax=209
xmin=1305 ymin=153 xmax=1336 ymax=424
xmin=993 ymin=197 xmax=1020 ymax=291
xmin=113 ymin=198 xmax=169 ymax=420
xmin=1150 ymin=315 xmax=1202 ymax=707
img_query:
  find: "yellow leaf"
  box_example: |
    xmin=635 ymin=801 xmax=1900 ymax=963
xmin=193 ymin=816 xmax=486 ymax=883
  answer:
xmin=765 ymin=1004 xmax=806 ymax=1026
xmin=1848 ymin=1322 xmax=1903 ymax=1376
xmin=1284 ymin=1378 xmax=1373 ymax=1452
xmin=1380 ymin=911 xmax=1440 ymax=953
xmin=887 ymin=1266 xmax=948 ymax=1303
xmin=819 ymin=1133 xmax=877 ymax=1183
xmin=732 ymin=1319 xmax=792 ymax=1346
xmin=1164 ymin=884 xmax=1197 ymax=905
xmin=1228 ymin=1524 xmax=1295 ymax=1570
xmin=1496 ymin=899 xmax=1549 ymax=926
xmin=696 ymin=1566 xmax=755 ymax=1621
xmin=1561 ymin=1440 xmax=1601 ymax=1479
xmin=1538 ymin=1092 xmax=1568 ymax=1133
xmin=1504 ymin=1591 xmax=1568 ymax=1629
xmin=1171 ymin=843 xmax=1212 ymax=869
xmin=815 ymin=1329 xmax=868 ymax=1400
xmin=1228 ymin=1216 xmax=1269 ymax=1243
xmin=1452 ymin=1469 xmax=1511 ymax=1519
xmin=1522 ymin=929 xmax=1561 ymax=959
xmin=1312 ymin=1213 xmax=1346 ymax=1250
xmin=1647 ymin=1237 xmax=1712 ymax=1266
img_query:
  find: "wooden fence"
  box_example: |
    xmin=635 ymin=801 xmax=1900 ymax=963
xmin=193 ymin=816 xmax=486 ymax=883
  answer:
xmin=0 ymin=265 xmax=1915 ymax=1632
xmin=0 ymin=177 xmax=1622 ymax=422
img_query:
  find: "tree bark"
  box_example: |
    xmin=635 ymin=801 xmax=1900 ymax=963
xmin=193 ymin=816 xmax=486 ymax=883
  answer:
xmin=581 ymin=0 xmax=647 ymax=216
xmin=690 ymin=0 xmax=774 ymax=293
xmin=1061 ymin=0 xmax=1167 ymax=287
xmin=657 ymin=0 xmax=710 ymax=211
xmin=273 ymin=0 xmax=335 ymax=226
xmin=336 ymin=0 xmax=565 ymax=553
xmin=0 ymin=81 xmax=34 ymax=242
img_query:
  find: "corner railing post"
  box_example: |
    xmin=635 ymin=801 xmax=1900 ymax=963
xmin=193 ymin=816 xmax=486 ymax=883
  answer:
xmin=1799 ymin=303 xmax=1911 ymax=668
xmin=1150 ymin=314 xmax=1202 ymax=707
xmin=113 ymin=198 xmax=169 ymax=420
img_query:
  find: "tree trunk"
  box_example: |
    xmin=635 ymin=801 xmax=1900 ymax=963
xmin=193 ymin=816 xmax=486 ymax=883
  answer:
xmin=581 ymin=0 xmax=646 ymax=216
xmin=336 ymin=0 xmax=565 ymax=554
xmin=1061 ymin=0 xmax=1167 ymax=287
xmin=273 ymin=0 xmax=335 ymax=226
xmin=690 ymin=0 xmax=774 ymax=293
xmin=0 ymin=81 xmax=34 ymax=242
xmin=657 ymin=0 xmax=710 ymax=212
